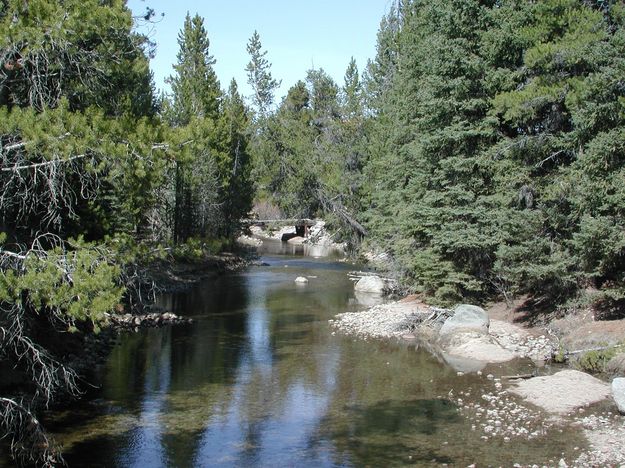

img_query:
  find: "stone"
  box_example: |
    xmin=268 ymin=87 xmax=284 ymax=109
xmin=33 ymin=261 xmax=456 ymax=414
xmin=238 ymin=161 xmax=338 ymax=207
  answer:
xmin=510 ymin=370 xmax=611 ymax=414
xmin=439 ymin=304 xmax=489 ymax=338
xmin=444 ymin=332 xmax=515 ymax=363
xmin=287 ymin=236 xmax=305 ymax=244
xmin=354 ymin=275 xmax=386 ymax=294
xmin=294 ymin=276 xmax=309 ymax=284
xmin=612 ymin=378 xmax=625 ymax=414
xmin=441 ymin=352 xmax=487 ymax=373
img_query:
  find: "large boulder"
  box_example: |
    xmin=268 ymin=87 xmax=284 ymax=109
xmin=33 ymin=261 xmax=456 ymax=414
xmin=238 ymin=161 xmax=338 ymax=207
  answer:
xmin=612 ymin=377 xmax=625 ymax=414
xmin=510 ymin=370 xmax=610 ymax=414
xmin=444 ymin=332 xmax=515 ymax=364
xmin=354 ymin=275 xmax=385 ymax=294
xmin=439 ymin=304 xmax=489 ymax=338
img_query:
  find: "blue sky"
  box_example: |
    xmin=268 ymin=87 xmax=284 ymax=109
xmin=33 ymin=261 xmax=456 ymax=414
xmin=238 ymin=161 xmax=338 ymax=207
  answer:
xmin=127 ymin=0 xmax=391 ymax=102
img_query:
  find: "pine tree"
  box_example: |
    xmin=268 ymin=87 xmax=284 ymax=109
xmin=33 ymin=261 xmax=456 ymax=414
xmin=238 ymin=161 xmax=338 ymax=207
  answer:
xmin=366 ymin=0 xmax=508 ymax=302
xmin=0 ymin=1 xmax=166 ymax=464
xmin=245 ymin=30 xmax=281 ymax=120
xmin=166 ymin=13 xmax=224 ymax=243
xmin=342 ymin=57 xmax=362 ymax=118
xmin=220 ymin=79 xmax=253 ymax=234
xmin=167 ymin=13 xmax=221 ymax=126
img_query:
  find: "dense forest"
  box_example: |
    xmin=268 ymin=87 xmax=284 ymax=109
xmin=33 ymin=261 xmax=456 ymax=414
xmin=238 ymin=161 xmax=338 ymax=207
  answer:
xmin=1 ymin=0 xmax=624 ymax=465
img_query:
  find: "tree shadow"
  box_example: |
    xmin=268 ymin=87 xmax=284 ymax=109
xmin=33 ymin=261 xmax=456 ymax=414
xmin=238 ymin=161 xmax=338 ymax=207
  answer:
xmin=320 ymin=398 xmax=459 ymax=466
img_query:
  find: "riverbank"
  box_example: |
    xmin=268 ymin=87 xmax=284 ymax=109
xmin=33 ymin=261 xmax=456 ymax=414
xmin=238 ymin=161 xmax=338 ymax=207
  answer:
xmin=142 ymin=250 xmax=256 ymax=294
xmin=69 ymin=250 xmax=257 ymax=383
xmin=330 ymin=295 xmax=625 ymax=466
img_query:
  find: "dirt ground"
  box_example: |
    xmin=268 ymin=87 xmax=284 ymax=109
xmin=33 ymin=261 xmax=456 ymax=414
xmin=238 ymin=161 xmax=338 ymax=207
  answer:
xmin=487 ymin=297 xmax=625 ymax=356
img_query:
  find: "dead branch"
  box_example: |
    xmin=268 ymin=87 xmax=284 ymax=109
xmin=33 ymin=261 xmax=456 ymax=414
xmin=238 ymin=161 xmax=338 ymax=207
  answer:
xmin=564 ymin=344 xmax=624 ymax=357
xmin=502 ymin=373 xmax=535 ymax=380
xmin=0 ymin=153 xmax=86 ymax=172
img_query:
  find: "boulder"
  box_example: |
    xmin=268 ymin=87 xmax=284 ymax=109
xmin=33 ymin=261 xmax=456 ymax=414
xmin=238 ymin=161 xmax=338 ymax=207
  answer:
xmin=510 ymin=370 xmax=610 ymax=414
xmin=612 ymin=377 xmax=625 ymax=414
xmin=444 ymin=332 xmax=516 ymax=364
xmin=439 ymin=304 xmax=489 ymax=338
xmin=354 ymin=275 xmax=385 ymax=294
xmin=287 ymin=236 xmax=305 ymax=245
xmin=294 ymin=276 xmax=308 ymax=284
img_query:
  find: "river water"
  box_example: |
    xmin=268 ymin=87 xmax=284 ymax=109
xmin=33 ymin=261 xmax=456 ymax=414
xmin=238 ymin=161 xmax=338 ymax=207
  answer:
xmin=37 ymin=240 xmax=587 ymax=467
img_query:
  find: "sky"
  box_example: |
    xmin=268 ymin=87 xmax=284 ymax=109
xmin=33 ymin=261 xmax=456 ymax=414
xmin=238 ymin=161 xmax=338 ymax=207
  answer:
xmin=127 ymin=0 xmax=392 ymax=102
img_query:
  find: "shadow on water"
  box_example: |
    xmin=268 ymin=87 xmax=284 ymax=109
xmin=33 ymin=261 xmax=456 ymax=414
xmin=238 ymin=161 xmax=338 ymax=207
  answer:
xmin=29 ymin=240 xmax=591 ymax=468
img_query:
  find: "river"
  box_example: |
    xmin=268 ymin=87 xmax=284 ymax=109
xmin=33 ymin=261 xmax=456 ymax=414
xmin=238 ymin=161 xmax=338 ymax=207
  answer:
xmin=38 ymin=240 xmax=586 ymax=467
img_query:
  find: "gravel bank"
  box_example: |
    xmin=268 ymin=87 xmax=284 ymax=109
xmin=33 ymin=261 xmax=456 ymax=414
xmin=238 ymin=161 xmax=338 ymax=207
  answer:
xmin=330 ymin=298 xmax=558 ymax=363
xmin=329 ymin=300 xmax=432 ymax=339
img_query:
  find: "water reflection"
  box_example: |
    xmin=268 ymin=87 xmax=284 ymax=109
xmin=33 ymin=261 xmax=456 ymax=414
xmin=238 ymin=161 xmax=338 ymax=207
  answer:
xmin=42 ymin=241 xmax=588 ymax=467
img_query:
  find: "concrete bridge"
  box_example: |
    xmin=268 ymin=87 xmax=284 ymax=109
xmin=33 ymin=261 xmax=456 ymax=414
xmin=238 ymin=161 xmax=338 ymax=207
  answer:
xmin=242 ymin=218 xmax=315 ymax=239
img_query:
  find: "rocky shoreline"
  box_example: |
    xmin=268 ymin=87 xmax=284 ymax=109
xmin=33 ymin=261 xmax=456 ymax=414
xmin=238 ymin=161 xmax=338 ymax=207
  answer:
xmin=331 ymin=299 xmax=559 ymax=369
xmin=107 ymin=311 xmax=192 ymax=329
xmin=330 ymin=295 xmax=625 ymax=467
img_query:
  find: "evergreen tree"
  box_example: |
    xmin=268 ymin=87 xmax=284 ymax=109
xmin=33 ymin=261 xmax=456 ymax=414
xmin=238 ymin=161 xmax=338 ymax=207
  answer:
xmin=490 ymin=0 xmax=625 ymax=309
xmin=362 ymin=2 xmax=404 ymax=114
xmin=361 ymin=0 xmax=625 ymax=311
xmin=220 ymin=79 xmax=253 ymax=234
xmin=245 ymin=30 xmax=281 ymax=120
xmin=166 ymin=13 xmax=225 ymax=243
xmin=167 ymin=13 xmax=221 ymax=126
xmin=0 ymin=1 xmax=165 ymax=464
xmin=342 ymin=57 xmax=362 ymax=118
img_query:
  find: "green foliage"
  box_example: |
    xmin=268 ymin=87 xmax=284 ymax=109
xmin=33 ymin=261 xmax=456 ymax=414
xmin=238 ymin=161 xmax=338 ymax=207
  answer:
xmin=171 ymin=237 xmax=229 ymax=262
xmin=0 ymin=238 xmax=123 ymax=332
xmin=245 ymin=31 xmax=280 ymax=119
xmin=164 ymin=14 xmax=252 ymax=243
xmin=166 ymin=13 xmax=220 ymax=125
xmin=360 ymin=0 xmax=625 ymax=308
xmin=576 ymin=345 xmax=622 ymax=374
xmin=0 ymin=0 xmax=155 ymax=115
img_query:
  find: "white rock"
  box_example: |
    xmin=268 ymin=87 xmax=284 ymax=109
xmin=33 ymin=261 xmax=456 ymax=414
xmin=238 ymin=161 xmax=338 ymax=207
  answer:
xmin=354 ymin=275 xmax=386 ymax=294
xmin=612 ymin=377 xmax=625 ymax=414
xmin=294 ymin=276 xmax=309 ymax=284
xmin=511 ymin=370 xmax=611 ymax=414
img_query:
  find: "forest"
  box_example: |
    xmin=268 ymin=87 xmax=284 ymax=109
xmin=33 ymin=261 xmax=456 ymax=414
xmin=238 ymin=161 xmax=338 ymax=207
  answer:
xmin=1 ymin=0 xmax=624 ymax=466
